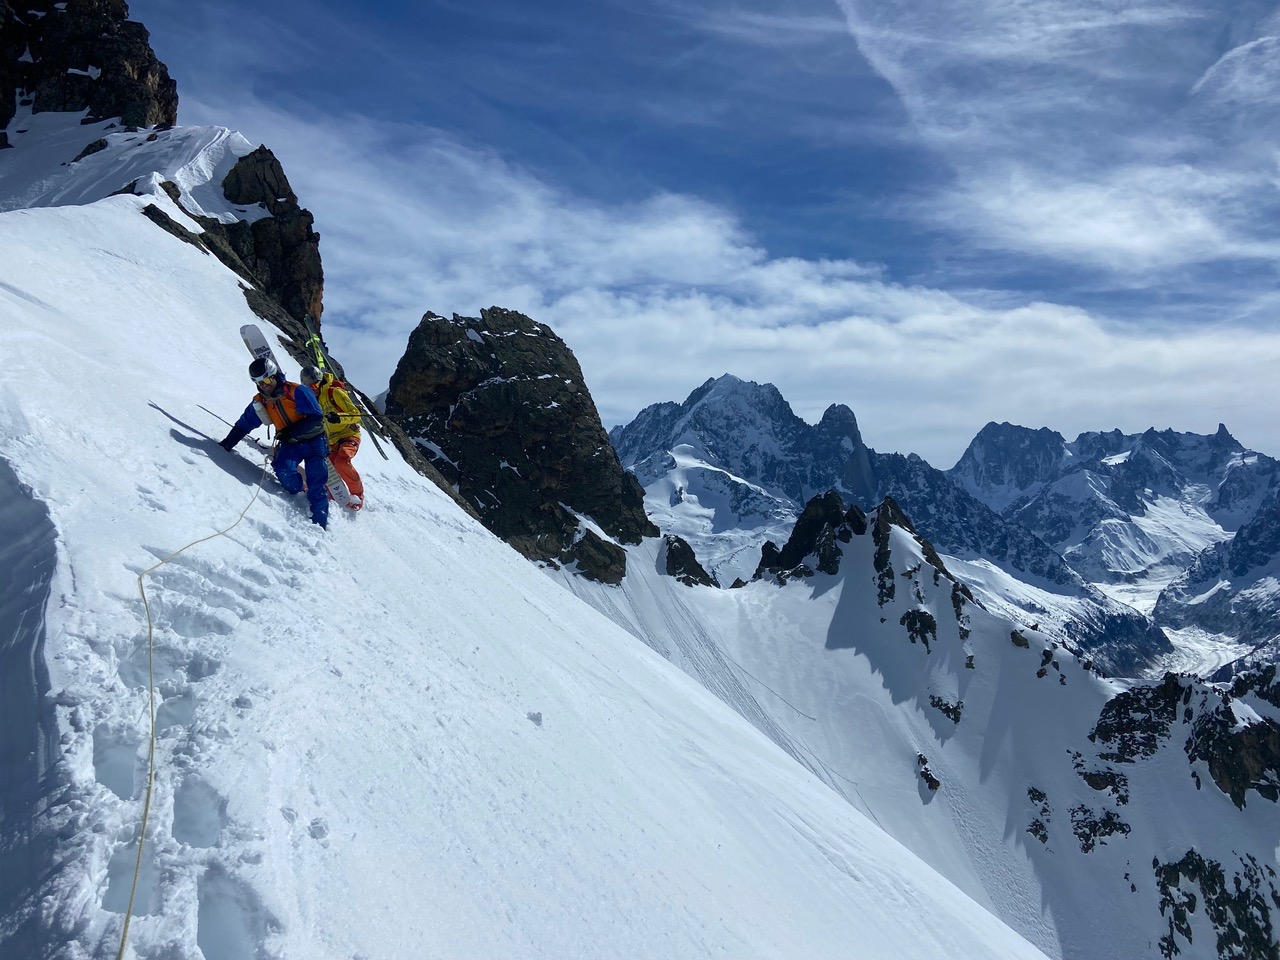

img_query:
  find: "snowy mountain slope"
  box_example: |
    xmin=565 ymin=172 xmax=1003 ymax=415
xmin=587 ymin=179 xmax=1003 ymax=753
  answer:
xmin=612 ymin=377 xmax=1171 ymax=674
xmin=0 ymin=197 xmax=1056 ymax=956
xmin=0 ymin=102 xmax=268 ymax=222
xmin=610 ymin=375 xmax=876 ymax=586
xmin=1155 ymin=484 xmax=1280 ymax=667
xmin=550 ymin=508 xmax=1280 ymax=960
xmin=951 ymin=422 xmax=1280 ymax=598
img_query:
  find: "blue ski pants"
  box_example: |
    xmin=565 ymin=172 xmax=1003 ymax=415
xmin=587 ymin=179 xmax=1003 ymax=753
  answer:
xmin=274 ymin=436 xmax=330 ymax=528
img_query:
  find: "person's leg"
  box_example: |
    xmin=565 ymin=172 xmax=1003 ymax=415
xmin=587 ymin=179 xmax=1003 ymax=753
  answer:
xmin=273 ymin=448 xmax=304 ymax=495
xmin=331 ymin=437 xmax=364 ymax=506
xmin=301 ymin=439 xmax=330 ymax=527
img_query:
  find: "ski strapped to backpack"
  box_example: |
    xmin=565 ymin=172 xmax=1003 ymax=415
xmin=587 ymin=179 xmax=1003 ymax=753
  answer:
xmin=302 ymin=313 xmax=389 ymax=460
xmin=302 ymin=314 xmax=389 ymax=461
xmin=240 ymin=322 xmax=282 ymax=375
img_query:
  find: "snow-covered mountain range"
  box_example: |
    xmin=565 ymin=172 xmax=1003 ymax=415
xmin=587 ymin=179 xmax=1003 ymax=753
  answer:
xmin=950 ymin=421 xmax=1280 ymax=670
xmin=610 ymin=375 xmax=1171 ymax=676
xmin=3 ymin=4 xmax=1278 ymax=959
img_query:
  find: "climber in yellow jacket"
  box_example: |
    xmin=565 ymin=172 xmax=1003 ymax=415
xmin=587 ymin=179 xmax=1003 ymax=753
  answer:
xmin=301 ymin=364 xmax=365 ymax=510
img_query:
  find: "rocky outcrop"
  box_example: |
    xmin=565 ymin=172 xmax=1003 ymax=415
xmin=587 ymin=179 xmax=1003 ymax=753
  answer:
xmin=663 ymin=535 xmax=717 ymax=587
xmin=1154 ymin=850 xmax=1280 ymax=960
xmin=1089 ymin=672 xmax=1280 ymax=809
xmin=135 ymin=161 xmax=323 ymax=329
xmin=385 ymin=308 xmax=657 ymax=584
xmin=1 ymin=0 xmax=177 ymax=132
xmin=754 ymin=490 xmax=867 ymax=581
xmin=213 ymin=148 xmax=324 ymax=324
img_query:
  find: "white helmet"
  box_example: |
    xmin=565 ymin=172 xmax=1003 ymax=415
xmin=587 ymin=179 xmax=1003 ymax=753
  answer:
xmin=248 ymin=356 xmax=279 ymax=383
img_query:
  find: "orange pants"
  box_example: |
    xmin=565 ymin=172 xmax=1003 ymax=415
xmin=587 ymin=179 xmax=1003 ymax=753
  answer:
xmin=330 ymin=436 xmax=364 ymax=508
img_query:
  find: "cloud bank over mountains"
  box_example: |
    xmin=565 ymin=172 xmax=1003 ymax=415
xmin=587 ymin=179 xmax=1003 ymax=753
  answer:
xmin=130 ymin=0 xmax=1280 ymax=464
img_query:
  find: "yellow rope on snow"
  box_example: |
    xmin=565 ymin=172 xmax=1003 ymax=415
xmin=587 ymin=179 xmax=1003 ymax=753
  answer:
xmin=115 ymin=443 xmax=275 ymax=959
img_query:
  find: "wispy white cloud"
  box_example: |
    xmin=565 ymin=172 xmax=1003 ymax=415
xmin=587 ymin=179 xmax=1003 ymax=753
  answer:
xmin=828 ymin=0 xmax=1280 ymax=282
xmin=180 ymin=93 xmax=1280 ymax=465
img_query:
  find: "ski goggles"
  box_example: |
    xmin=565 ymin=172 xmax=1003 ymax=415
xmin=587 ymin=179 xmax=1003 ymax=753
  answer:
xmin=254 ymin=375 xmax=280 ymax=391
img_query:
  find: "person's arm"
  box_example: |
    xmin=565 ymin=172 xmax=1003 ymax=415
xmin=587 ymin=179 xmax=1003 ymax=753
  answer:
xmin=328 ymin=385 xmax=363 ymax=423
xmin=220 ymin=402 xmax=264 ymax=450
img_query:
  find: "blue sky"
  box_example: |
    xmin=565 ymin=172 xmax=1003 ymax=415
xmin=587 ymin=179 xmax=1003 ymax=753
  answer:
xmin=125 ymin=0 xmax=1280 ymax=465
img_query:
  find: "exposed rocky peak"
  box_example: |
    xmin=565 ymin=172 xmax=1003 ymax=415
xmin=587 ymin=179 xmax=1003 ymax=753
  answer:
xmin=948 ymin=421 xmax=1067 ymax=510
xmin=215 ymin=147 xmax=323 ymax=324
xmin=663 ymin=534 xmax=718 ymax=587
xmin=754 ymin=490 xmax=867 ymax=581
xmin=1 ymin=0 xmax=177 ymax=139
xmin=385 ymin=307 xmax=657 ymax=584
xmin=612 ymin=374 xmax=876 ymax=506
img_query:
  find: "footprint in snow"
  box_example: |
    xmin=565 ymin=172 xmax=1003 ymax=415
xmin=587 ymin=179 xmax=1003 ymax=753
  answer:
xmin=173 ymin=776 xmax=228 ymax=848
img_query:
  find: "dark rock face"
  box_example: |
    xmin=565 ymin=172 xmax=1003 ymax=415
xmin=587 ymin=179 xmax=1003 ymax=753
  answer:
xmin=1228 ymin=665 xmax=1280 ymax=709
xmin=611 ymin=376 xmax=878 ymax=507
xmin=1185 ymin=702 xmax=1280 ymax=809
xmin=1090 ymin=674 xmax=1185 ymax=763
xmin=1090 ymin=671 xmax=1280 ymax=809
xmin=140 ymin=160 xmax=323 ymax=328
xmin=1154 ymin=850 xmax=1280 ymax=960
xmin=385 ymin=308 xmax=657 ymax=584
xmin=1 ymin=0 xmax=177 ymax=132
xmin=754 ymin=490 xmax=867 ymax=580
xmin=214 ymin=148 xmax=324 ymax=324
xmin=663 ymin=535 xmax=717 ymax=587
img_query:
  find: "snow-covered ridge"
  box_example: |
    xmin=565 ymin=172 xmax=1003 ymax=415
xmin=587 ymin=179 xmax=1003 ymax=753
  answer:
xmin=0 ymin=196 xmax=1050 ymax=958
xmin=0 ymin=105 xmax=267 ymax=223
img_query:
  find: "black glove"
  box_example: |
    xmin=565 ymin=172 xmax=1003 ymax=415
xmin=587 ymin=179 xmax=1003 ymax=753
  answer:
xmin=326 ymin=412 xmax=341 ymax=424
xmin=219 ymin=427 xmax=247 ymax=451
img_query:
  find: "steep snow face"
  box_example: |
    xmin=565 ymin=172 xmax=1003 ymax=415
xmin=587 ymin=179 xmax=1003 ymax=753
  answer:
xmin=550 ymin=514 xmax=1280 ymax=960
xmin=0 ymin=200 xmax=1052 ymax=959
xmin=0 ymin=104 xmax=266 ymax=222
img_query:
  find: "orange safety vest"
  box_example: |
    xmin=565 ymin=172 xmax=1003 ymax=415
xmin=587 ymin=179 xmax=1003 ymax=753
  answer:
xmin=253 ymin=383 xmax=325 ymax=440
